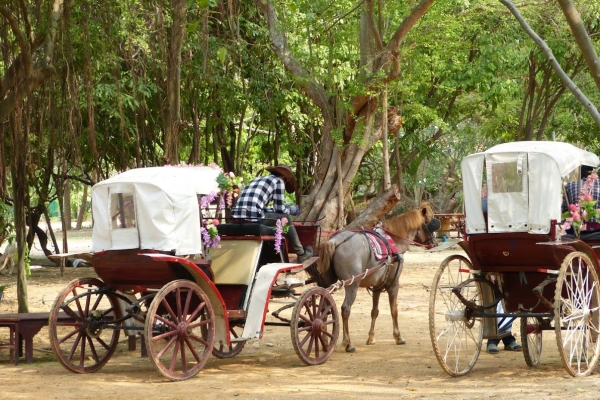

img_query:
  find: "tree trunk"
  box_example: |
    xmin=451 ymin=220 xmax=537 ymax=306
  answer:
xmin=63 ymin=179 xmax=71 ymax=231
xmin=163 ymin=0 xmax=186 ymax=164
xmin=344 ymin=184 xmax=402 ymax=232
xmin=9 ymin=111 xmax=29 ymax=313
xmin=75 ymin=184 xmax=88 ymax=229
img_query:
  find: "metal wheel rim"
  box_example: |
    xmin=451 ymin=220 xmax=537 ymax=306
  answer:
xmin=290 ymin=286 xmax=339 ymax=365
xmin=49 ymin=277 xmax=121 ymax=373
xmin=145 ymin=280 xmax=215 ymax=381
xmin=554 ymin=251 xmax=600 ymax=377
xmin=429 ymin=254 xmax=482 ymax=377
xmin=520 ymin=316 xmax=542 ymax=367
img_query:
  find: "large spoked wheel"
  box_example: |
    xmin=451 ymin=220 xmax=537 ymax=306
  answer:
xmin=145 ymin=280 xmax=215 ymax=381
xmin=554 ymin=251 xmax=600 ymax=377
xmin=429 ymin=254 xmax=483 ymax=377
xmin=212 ymin=322 xmax=245 ymax=359
xmin=290 ymin=286 xmax=340 ymax=365
xmin=520 ymin=316 xmax=542 ymax=367
xmin=49 ymin=277 xmax=122 ymax=373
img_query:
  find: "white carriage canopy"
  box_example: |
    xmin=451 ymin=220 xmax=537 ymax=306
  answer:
xmin=91 ymin=166 xmax=221 ymax=255
xmin=461 ymin=141 xmax=600 ymax=235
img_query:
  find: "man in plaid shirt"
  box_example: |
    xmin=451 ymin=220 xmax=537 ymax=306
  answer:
xmin=562 ymin=165 xmax=600 ymax=231
xmin=232 ymin=165 xmax=313 ymax=262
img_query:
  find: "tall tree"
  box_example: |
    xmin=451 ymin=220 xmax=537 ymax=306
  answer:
xmin=254 ymin=0 xmax=436 ymax=232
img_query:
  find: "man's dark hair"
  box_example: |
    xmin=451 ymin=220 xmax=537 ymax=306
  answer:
xmin=582 ymin=165 xmax=595 ymax=178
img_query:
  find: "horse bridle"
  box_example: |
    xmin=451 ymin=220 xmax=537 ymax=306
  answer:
xmin=418 ymin=221 xmax=438 ymax=249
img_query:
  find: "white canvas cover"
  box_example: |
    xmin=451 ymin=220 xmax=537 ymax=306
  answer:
xmin=92 ymin=166 xmax=221 ymax=255
xmin=461 ymin=141 xmax=599 ymax=235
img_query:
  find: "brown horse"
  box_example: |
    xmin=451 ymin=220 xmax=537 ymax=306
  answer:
xmin=315 ymin=204 xmax=439 ymax=353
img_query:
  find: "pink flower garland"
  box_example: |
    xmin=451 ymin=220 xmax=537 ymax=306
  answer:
xmin=274 ymin=218 xmax=289 ymax=253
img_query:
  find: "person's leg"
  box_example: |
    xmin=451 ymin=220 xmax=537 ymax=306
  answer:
xmin=487 ymin=339 xmax=500 ymax=354
xmin=502 ymin=334 xmax=522 ymax=350
xmin=263 ymin=212 xmax=306 ymax=255
xmin=498 ymin=318 xmax=521 ymax=350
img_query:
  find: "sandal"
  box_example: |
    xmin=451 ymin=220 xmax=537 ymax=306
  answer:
xmin=487 ymin=343 xmax=499 ymax=354
xmin=504 ymin=341 xmax=522 ymax=351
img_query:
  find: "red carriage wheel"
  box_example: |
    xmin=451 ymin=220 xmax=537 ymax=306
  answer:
xmin=145 ymin=280 xmax=215 ymax=381
xmin=290 ymin=286 xmax=339 ymax=365
xmin=49 ymin=277 xmax=122 ymax=373
xmin=520 ymin=316 xmax=542 ymax=367
xmin=212 ymin=322 xmax=245 ymax=359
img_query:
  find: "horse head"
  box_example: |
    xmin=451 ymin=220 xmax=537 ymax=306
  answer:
xmin=417 ymin=202 xmax=440 ymax=249
xmin=382 ymin=203 xmax=439 ymax=249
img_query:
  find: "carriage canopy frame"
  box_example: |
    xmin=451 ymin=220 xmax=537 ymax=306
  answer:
xmin=461 ymin=141 xmax=599 ymax=235
xmin=91 ymin=166 xmax=221 ymax=255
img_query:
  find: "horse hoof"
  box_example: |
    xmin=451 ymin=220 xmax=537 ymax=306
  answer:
xmin=397 ymin=339 xmax=406 ymax=345
xmin=346 ymin=345 xmax=357 ymax=353
xmin=366 ymin=340 xmax=375 ymax=346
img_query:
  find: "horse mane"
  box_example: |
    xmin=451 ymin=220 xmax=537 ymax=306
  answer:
xmin=381 ymin=209 xmax=425 ymax=238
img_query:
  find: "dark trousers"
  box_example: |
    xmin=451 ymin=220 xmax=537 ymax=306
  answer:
xmin=262 ymin=212 xmax=304 ymax=254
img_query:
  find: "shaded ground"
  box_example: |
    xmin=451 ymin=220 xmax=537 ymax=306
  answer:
xmin=1 ymin=230 xmax=600 ymax=399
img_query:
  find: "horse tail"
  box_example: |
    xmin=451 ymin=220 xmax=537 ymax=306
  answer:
xmin=310 ymin=241 xmax=338 ymax=288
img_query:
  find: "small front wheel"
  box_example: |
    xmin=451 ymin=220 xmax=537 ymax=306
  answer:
xmin=212 ymin=322 xmax=245 ymax=359
xmin=429 ymin=254 xmax=483 ymax=377
xmin=520 ymin=316 xmax=542 ymax=367
xmin=290 ymin=287 xmax=339 ymax=365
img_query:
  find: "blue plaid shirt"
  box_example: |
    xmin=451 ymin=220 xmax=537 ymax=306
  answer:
xmin=231 ymin=175 xmax=290 ymax=221
xmin=563 ymin=179 xmax=600 ymax=213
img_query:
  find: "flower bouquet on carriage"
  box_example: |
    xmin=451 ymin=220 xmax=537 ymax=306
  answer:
xmin=198 ymin=169 xmax=244 ymax=258
xmin=561 ymin=168 xmax=600 ymax=239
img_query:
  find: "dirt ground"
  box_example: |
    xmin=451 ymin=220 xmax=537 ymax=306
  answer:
xmin=2 ymin=230 xmax=600 ymax=399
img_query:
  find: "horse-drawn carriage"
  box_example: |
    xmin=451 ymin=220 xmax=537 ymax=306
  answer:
xmin=48 ymin=165 xmax=339 ymax=381
xmin=48 ymin=165 xmax=441 ymax=381
xmin=429 ymin=141 xmax=600 ymax=377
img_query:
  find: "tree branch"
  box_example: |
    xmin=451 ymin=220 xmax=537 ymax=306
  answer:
xmin=557 ymin=0 xmax=600 ymax=92
xmin=500 ymin=0 xmax=600 ymax=127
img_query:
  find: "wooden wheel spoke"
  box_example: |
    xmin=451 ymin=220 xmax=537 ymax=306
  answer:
xmin=188 ymin=315 xmax=211 ymax=330
xmin=86 ymin=335 xmax=101 ymax=363
xmin=67 ymin=331 xmax=83 ymax=361
xmin=180 ymin=338 xmax=188 ymax=373
xmin=78 ymin=335 xmax=87 ymax=367
xmin=91 ymin=292 xmax=105 ymax=312
xmin=302 ymin=301 xmax=315 ymax=321
xmin=58 ymin=325 xmax=80 ymax=345
xmin=317 ymin=303 xmax=333 ymax=320
xmin=161 ymin=297 xmax=180 ymax=324
xmin=182 ymin=289 xmax=193 ymax=321
xmin=186 ymin=300 xmax=206 ymax=323
xmin=183 ymin=336 xmax=203 ymax=362
xmin=154 ymin=313 xmax=178 ymax=330
xmin=156 ymin=335 xmax=178 ymax=359
xmin=168 ymin=339 xmax=181 ymax=372
xmin=72 ymin=289 xmax=85 ymax=316
xmin=152 ymin=328 xmax=177 ymax=342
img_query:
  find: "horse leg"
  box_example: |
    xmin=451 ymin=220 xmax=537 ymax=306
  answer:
xmin=366 ymin=290 xmax=381 ymax=345
xmin=341 ymin=284 xmax=359 ymax=353
xmin=387 ymin=284 xmax=406 ymax=345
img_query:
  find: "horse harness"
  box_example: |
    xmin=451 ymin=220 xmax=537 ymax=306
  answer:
xmin=333 ymin=228 xmax=404 ymax=293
